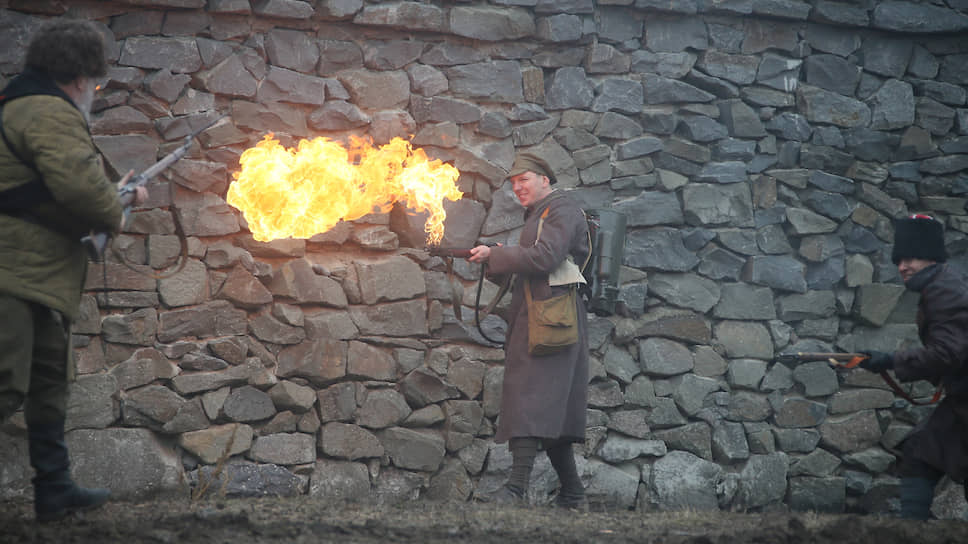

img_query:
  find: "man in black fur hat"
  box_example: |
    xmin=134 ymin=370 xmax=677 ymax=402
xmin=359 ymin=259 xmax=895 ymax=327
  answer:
xmin=861 ymin=214 xmax=968 ymax=520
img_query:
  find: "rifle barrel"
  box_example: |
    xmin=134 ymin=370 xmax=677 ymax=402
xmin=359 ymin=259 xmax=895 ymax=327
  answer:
xmin=85 ymin=115 xmax=226 ymax=262
xmin=130 ymin=146 xmax=187 ymax=187
xmin=776 ymin=351 xmax=866 ymax=363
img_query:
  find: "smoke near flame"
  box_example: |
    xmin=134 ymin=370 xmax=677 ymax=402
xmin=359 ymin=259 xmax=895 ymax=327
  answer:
xmin=227 ymin=134 xmax=463 ymax=245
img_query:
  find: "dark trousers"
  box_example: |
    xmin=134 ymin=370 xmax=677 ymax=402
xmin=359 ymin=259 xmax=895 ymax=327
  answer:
xmin=898 ymin=437 xmax=945 ymax=520
xmin=0 ymin=294 xmax=71 ymax=425
xmin=899 ymin=437 xmax=945 ymax=480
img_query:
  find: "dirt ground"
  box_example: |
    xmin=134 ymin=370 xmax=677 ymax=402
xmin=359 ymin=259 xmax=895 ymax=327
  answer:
xmin=2 ymin=497 xmax=967 ymax=544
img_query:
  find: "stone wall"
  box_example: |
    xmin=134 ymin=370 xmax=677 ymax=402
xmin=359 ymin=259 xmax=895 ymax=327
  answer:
xmin=1 ymin=0 xmax=967 ymax=516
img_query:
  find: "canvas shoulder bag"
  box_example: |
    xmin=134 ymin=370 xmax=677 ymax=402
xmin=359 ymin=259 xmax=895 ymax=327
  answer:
xmin=523 ymin=205 xmax=584 ymax=356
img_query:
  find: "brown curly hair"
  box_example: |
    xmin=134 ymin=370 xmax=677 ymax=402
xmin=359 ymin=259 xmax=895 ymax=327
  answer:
xmin=25 ymin=19 xmax=107 ymax=83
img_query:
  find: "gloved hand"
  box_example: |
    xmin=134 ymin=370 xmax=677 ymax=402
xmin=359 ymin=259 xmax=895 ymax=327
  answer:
xmin=860 ymin=351 xmax=895 ymax=373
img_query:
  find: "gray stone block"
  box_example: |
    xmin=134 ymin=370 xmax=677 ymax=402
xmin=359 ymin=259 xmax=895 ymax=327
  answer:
xmin=651 ymin=450 xmax=723 ymax=510
xmin=639 ymin=337 xmax=695 ymax=376
xmin=804 ymin=54 xmax=860 ymax=96
xmin=712 ymin=420 xmax=750 ymax=462
xmin=448 ymin=6 xmax=535 ymax=40
xmin=584 ymin=458 xmax=640 ymax=509
xmin=631 ymin=51 xmax=696 ymax=79
xmin=249 ymin=432 xmax=315 ymax=465
xmin=809 ymin=0 xmax=869 ymax=26
xmin=819 ymin=410 xmax=883 ymax=453
xmin=773 ymin=428 xmax=821 ymax=453
xmin=309 ymin=458 xmax=370 ymax=500
xmin=699 ymin=247 xmax=746 ymax=281
xmin=788 ymin=476 xmax=846 ymax=513
xmin=673 ymin=374 xmax=722 ymax=416
xmin=802 ymin=191 xmax=851 ymax=222
xmin=379 ymin=427 xmax=445 ymax=472
xmin=744 ymin=255 xmax=807 ymax=293
xmin=775 ymin=397 xmax=827 ymax=427
xmin=844 ymin=448 xmax=896 ymax=473
xmin=357 ymin=389 xmax=412 ymax=429
xmin=872 ymin=2 xmax=968 ymax=34
xmin=790 ymin=448 xmax=840 ymax=477
xmin=727 ymin=359 xmax=768 ymax=390
xmin=545 ymin=66 xmax=595 ymax=110
xmin=625 ymin=228 xmax=700 ymax=271
xmin=192 ymin=462 xmax=304 ymax=498
xmin=648 ymin=272 xmax=720 ymax=313
xmin=735 ymin=452 xmax=788 ymax=509
xmin=592 ymin=78 xmax=645 ymax=114
xmin=644 ymin=15 xmax=707 ymax=53
xmin=726 ymin=391 xmax=773 ymax=422
xmin=761 ymin=363 xmax=794 ymax=393
xmin=69 ymin=427 xmax=183 ymax=499
xmin=647 ymin=397 xmax=689 ymax=428
xmin=598 ymin=433 xmax=667 ymax=462
xmin=643 ymin=74 xmax=715 ymax=104
xmin=585 ymin=43 xmax=631 ymax=74
xmin=683 ymin=182 xmax=755 ymax=227
xmin=854 ymin=283 xmax=905 ymax=327
xmin=589 ymin=379 xmax=626 ymax=409
xmin=354 ymin=2 xmax=442 ymax=31
xmin=797 ymin=84 xmax=871 ymax=128
xmin=785 ymin=207 xmax=838 ymax=235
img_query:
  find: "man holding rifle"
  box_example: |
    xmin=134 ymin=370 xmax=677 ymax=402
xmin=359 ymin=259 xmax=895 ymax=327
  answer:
xmin=0 ymin=20 xmax=147 ymax=521
xmin=859 ymin=215 xmax=968 ymax=520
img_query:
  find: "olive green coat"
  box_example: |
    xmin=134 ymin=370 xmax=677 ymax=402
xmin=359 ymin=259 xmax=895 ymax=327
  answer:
xmin=0 ymin=94 xmax=122 ymax=320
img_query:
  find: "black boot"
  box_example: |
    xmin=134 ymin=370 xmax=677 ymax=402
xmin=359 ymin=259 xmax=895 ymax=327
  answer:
xmin=899 ymin=477 xmax=936 ymax=520
xmin=476 ymin=438 xmax=537 ymax=505
xmin=547 ymin=442 xmax=587 ymax=511
xmin=28 ymin=421 xmax=110 ymax=522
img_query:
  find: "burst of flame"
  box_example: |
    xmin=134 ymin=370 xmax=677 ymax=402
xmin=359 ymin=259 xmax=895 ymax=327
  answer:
xmin=226 ymin=134 xmax=463 ymax=245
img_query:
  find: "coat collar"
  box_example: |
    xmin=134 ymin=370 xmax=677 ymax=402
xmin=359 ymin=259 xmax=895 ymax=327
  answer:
xmin=0 ymin=68 xmax=77 ymax=110
xmin=906 ymin=263 xmax=944 ymax=292
xmin=524 ymin=189 xmax=562 ymax=219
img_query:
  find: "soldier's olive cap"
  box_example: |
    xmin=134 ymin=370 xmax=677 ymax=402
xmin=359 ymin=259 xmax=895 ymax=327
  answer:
xmin=508 ymin=151 xmax=556 ymax=184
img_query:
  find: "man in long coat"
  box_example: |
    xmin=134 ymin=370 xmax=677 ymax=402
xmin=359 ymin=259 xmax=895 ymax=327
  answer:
xmin=861 ymin=215 xmax=968 ymax=519
xmin=469 ymin=151 xmax=590 ymax=508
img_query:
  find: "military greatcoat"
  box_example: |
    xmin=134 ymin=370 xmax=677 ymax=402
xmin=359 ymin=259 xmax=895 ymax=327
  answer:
xmin=486 ymin=190 xmax=591 ymax=444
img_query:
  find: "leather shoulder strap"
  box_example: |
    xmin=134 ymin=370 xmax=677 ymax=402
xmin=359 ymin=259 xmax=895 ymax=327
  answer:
xmin=536 ymin=201 xmax=592 ymax=274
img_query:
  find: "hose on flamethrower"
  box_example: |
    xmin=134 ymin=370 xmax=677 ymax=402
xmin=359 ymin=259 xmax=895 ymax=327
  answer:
xmin=427 ymin=244 xmax=508 ymax=345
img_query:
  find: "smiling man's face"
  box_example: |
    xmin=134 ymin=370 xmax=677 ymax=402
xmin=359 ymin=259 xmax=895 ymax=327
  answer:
xmin=509 ymin=170 xmax=552 ymax=208
xmin=897 ymin=257 xmax=936 ymax=283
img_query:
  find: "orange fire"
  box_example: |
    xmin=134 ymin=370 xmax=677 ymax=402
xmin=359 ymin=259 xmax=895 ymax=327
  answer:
xmin=227 ymin=134 xmax=463 ymax=245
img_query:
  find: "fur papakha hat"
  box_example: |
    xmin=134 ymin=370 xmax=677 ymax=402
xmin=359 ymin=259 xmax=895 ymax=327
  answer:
xmin=508 ymin=151 xmax=556 ymax=184
xmin=892 ymin=214 xmax=947 ymax=264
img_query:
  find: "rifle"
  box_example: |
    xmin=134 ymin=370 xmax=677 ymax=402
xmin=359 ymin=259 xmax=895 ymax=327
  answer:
xmin=775 ymin=352 xmax=866 ymax=365
xmin=776 ymin=351 xmax=943 ymax=405
xmin=82 ymin=114 xmax=225 ymax=261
